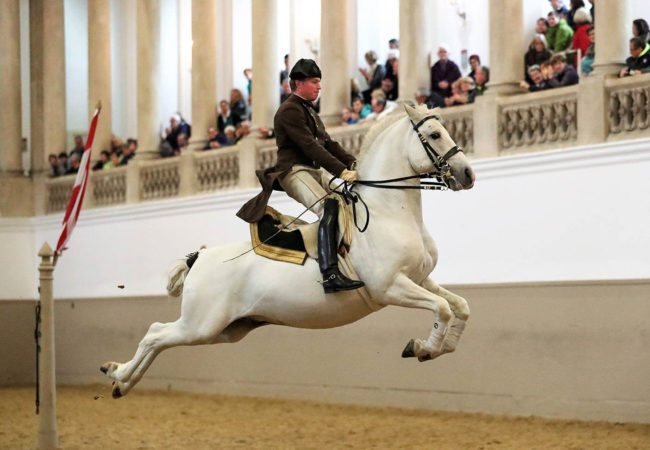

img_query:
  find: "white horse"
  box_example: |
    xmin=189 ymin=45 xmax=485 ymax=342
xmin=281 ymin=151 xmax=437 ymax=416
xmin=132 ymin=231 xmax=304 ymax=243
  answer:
xmin=101 ymin=104 xmax=476 ymax=398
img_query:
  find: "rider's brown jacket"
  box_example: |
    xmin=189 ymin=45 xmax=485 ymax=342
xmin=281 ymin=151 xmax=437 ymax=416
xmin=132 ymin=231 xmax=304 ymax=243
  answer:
xmin=236 ymin=94 xmax=356 ymax=223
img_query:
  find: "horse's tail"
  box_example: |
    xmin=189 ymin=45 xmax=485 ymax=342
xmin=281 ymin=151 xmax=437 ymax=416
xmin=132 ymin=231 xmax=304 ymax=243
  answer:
xmin=166 ymin=251 xmax=200 ymax=297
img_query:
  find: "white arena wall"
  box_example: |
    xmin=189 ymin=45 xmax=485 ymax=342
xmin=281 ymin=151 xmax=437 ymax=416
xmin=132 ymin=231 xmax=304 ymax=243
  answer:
xmin=1 ymin=139 xmax=649 ymax=423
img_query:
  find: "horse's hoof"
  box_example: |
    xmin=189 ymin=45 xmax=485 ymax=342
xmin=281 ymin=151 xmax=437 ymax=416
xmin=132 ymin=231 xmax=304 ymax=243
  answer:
xmin=402 ymin=339 xmax=416 ymax=358
xmin=112 ymin=384 xmax=123 ymax=399
xmin=418 ymin=354 xmax=433 ymax=362
xmin=100 ymin=365 xmax=108 ymax=374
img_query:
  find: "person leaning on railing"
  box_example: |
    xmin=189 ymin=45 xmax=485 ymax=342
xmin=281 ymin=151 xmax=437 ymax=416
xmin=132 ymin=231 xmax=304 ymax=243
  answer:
xmin=519 ymin=65 xmax=551 ymax=92
xmin=619 ymin=37 xmax=650 ymax=78
xmin=548 ymin=53 xmax=579 ymax=88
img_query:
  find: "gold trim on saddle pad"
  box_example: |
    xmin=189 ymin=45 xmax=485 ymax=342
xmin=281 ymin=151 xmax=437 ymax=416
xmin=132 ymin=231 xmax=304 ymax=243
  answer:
xmin=250 ymin=208 xmax=308 ymax=265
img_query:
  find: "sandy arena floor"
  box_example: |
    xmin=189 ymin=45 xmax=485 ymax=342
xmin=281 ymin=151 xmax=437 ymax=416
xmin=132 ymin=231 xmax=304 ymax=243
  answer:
xmin=1 ymin=385 xmax=648 ymax=449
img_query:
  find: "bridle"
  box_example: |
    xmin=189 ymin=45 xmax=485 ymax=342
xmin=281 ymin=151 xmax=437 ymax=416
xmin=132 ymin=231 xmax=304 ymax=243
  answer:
xmin=334 ymin=114 xmax=465 ymax=232
xmin=352 ymin=114 xmax=464 ymax=192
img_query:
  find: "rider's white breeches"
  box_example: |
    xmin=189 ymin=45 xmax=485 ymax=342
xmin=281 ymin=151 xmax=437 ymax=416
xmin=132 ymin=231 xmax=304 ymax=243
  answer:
xmin=278 ymin=165 xmax=333 ymax=218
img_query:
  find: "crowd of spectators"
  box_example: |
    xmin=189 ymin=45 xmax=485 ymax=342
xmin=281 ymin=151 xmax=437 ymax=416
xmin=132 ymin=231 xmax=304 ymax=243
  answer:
xmin=48 ymin=135 xmax=139 ymax=177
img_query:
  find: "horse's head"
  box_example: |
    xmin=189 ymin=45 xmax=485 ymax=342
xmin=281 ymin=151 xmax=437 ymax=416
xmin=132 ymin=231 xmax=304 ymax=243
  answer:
xmin=404 ymin=104 xmax=475 ymax=191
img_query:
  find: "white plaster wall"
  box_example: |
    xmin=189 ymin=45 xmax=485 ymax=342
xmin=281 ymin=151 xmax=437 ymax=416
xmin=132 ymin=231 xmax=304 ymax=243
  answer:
xmin=0 ymin=219 xmax=36 ymax=300
xmin=160 ymin=0 xmax=180 ymax=126
xmin=356 ymin=0 xmax=398 ymax=89
xmin=289 ymin=0 xmax=321 ymax=64
xmin=64 ymin=0 xmax=89 ymax=142
xmin=1 ymin=138 xmax=648 ymax=300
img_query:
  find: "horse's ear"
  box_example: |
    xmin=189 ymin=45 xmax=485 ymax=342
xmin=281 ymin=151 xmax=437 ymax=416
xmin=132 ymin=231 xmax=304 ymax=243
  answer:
xmin=403 ymin=103 xmax=417 ymax=120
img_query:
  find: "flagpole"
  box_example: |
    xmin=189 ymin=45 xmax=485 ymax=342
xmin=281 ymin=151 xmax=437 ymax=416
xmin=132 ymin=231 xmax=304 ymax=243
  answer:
xmin=37 ymin=242 xmax=59 ymax=449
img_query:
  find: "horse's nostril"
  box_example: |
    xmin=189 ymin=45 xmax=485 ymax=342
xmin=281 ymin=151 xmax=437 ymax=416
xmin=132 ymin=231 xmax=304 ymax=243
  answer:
xmin=465 ymin=168 xmax=475 ymax=183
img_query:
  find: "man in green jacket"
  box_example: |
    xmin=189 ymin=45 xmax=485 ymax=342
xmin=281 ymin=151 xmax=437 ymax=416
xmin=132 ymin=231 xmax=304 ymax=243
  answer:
xmin=546 ymin=11 xmax=574 ymax=53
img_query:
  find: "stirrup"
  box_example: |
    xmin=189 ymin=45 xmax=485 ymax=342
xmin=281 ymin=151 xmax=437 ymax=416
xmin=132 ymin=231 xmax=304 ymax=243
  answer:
xmin=322 ymin=270 xmax=365 ymax=294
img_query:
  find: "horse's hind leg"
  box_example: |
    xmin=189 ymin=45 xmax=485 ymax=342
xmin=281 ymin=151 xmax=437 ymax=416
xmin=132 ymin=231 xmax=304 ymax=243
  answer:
xmin=102 ymin=315 xmax=233 ymax=398
xmin=422 ymin=278 xmax=470 ymax=354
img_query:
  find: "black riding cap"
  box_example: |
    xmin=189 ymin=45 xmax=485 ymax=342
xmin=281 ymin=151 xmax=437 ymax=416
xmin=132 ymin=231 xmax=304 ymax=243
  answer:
xmin=289 ymin=59 xmax=322 ymax=80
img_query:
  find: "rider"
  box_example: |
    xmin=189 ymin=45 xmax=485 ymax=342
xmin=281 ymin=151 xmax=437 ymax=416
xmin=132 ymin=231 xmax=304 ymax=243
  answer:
xmin=237 ymin=58 xmax=365 ymax=294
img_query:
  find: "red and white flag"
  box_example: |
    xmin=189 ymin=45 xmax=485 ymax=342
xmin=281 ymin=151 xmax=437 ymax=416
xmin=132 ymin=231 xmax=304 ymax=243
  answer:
xmin=55 ymin=105 xmax=101 ymax=255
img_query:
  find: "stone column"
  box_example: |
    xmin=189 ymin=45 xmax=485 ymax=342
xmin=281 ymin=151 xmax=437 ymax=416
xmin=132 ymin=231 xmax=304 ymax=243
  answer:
xmin=592 ymin=0 xmax=631 ymax=76
xmin=216 ymin=0 xmax=234 ymax=102
xmin=136 ymin=0 xmax=161 ymax=158
xmin=88 ymin=0 xmax=112 ymax=154
xmin=0 ymin=0 xmax=32 ymax=216
xmin=399 ymin=0 xmax=431 ymax=103
xmin=30 ymin=0 xmax=67 ymax=173
xmin=577 ymin=0 xmax=631 ymax=145
xmin=472 ymin=0 xmax=523 ymax=158
xmin=0 ymin=0 xmax=22 ymax=176
xmin=191 ymin=0 xmax=217 ymax=146
xmin=251 ymin=0 xmax=279 ymax=129
xmin=320 ymin=0 xmax=354 ymax=125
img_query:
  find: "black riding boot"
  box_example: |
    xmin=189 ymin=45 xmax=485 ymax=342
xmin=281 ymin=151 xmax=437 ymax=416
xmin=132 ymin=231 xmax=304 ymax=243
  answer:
xmin=319 ymin=198 xmax=365 ymax=294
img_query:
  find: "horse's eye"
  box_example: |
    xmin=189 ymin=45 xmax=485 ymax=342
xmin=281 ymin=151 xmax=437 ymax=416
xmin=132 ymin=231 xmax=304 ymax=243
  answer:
xmin=431 ymin=131 xmax=441 ymax=139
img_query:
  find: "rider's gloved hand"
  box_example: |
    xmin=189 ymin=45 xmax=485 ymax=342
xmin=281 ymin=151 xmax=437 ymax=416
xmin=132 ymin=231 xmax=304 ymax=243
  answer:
xmin=340 ymin=169 xmax=360 ymax=183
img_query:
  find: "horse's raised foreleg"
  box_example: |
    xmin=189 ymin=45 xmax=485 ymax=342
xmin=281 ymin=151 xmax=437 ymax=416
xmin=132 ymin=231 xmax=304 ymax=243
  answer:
xmin=379 ymin=274 xmax=452 ymax=362
xmin=421 ymin=278 xmax=469 ymax=355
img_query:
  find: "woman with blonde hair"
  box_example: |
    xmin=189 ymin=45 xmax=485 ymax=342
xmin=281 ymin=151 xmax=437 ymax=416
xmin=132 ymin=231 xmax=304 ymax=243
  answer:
xmin=524 ymin=36 xmax=552 ymax=83
xmin=359 ymin=50 xmax=386 ymax=103
xmin=230 ymin=88 xmax=248 ymax=123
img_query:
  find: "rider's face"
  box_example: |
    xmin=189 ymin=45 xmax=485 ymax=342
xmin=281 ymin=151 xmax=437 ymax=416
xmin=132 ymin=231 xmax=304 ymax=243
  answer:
xmin=296 ymin=78 xmax=321 ymax=102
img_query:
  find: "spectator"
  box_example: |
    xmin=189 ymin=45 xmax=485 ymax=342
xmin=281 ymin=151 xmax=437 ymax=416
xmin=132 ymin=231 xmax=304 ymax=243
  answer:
xmin=243 ymin=68 xmax=252 ymax=96
xmin=359 ymin=50 xmax=386 ymax=104
xmin=102 ymin=151 xmax=119 ymax=169
xmin=445 ymin=77 xmax=474 ymax=106
xmin=385 ymin=52 xmax=399 ymax=82
xmin=525 ymin=36 xmax=552 ymax=83
xmin=280 ymin=54 xmax=289 ymax=85
xmin=224 ymin=125 xmax=237 ymax=145
xmin=582 ymin=26 xmax=596 ymax=74
xmin=536 ymin=17 xmax=549 ymax=35
xmin=342 ymin=107 xmax=356 ymax=125
xmin=217 ymin=100 xmax=239 ymax=134
xmin=632 ymin=19 xmax=650 ymax=44
xmin=176 ymin=133 xmax=189 ymax=155
xmin=588 ymin=0 xmax=594 ymax=19
xmin=546 ymin=11 xmax=574 ymax=53
xmin=93 ymin=150 xmax=109 ymax=171
xmin=69 ymin=135 xmax=84 ymax=160
xmin=467 ymin=55 xmax=481 ymax=80
xmin=280 ymin=78 xmax=292 ymax=103
xmin=110 ymin=136 xmax=123 ymax=154
xmin=567 ymin=0 xmax=586 ymax=30
xmin=619 ymin=37 xmax=650 ymax=77
xmin=67 ymin=153 xmax=81 ymax=175
xmin=430 ymin=44 xmax=461 ymax=98
xmin=121 ymin=138 xmax=137 ymax=165
xmin=548 ymin=53 xmax=579 ymax=87
xmin=520 ymin=65 xmax=551 ymax=92
xmin=571 ymin=7 xmax=592 ymax=57
xmin=203 ymin=127 xmax=227 ymax=150
xmin=48 ymin=154 xmax=61 ymax=177
xmin=162 ymin=114 xmax=191 ymax=157
xmin=549 ymin=0 xmax=570 ymax=20
xmin=471 ymin=66 xmax=489 ymax=98
xmin=362 ymin=92 xmax=397 ymax=123
xmin=57 ymin=152 xmax=68 ymax=172
xmin=230 ymin=89 xmax=248 ymax=123
xmin=352 ymin=97 xmax=372 ymax=121
xmin=235 ymin=121 xmax=251 ymax=143
xmin=381 ymin=77 xmax=398 ymax=101
xmin=415 ymin=87 xmax=445 ymax=109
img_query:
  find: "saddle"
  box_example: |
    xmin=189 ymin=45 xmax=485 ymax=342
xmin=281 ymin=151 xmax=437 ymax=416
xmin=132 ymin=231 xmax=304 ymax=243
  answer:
xmin=249 ymin=203 xmax=352 ymax=265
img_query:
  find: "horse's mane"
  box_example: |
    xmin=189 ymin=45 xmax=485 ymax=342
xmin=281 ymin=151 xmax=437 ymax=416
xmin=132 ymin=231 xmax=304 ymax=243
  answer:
xmin=357 ymin=104 xmax=442 ymax=165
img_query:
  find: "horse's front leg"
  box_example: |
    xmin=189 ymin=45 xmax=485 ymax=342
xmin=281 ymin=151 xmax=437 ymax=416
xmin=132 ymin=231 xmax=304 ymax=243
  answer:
xmin=421 ymin=278 xmax=469 ymax=354
xmin=378 ymin=273 xmax=453 ymax=362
